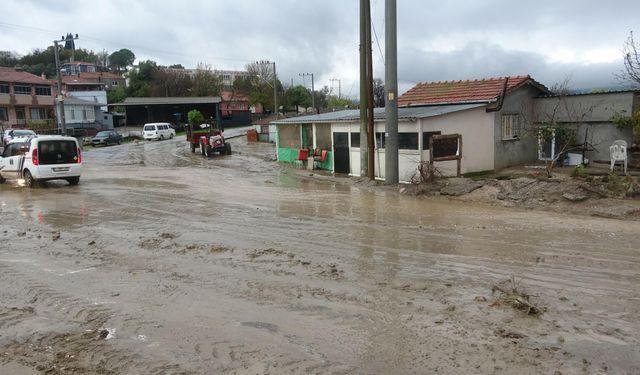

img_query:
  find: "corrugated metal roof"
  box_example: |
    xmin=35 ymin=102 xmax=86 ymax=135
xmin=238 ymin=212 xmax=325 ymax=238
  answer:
xmin=271 ymin=103 xmax=487 ymax=125
xmin=112 ymin=97 xmax=221 ymax=106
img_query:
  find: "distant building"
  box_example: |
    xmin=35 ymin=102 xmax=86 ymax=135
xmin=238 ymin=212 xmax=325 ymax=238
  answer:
xmin=0 ymin=67 xmax=55 ymax=130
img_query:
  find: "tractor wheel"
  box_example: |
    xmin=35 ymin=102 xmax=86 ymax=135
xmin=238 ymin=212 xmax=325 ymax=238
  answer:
xmin=23 ymin=170 xmax=37 ymax=188
xmin=200 ymin=141 xmax=206 ymax=156
xmin=190 ymin=143 xmax=196 ymax=153
xmin=205 ymin=144 xmax=212 ymax=157
xmin=225 ymin=143 xmax=232 ymax=155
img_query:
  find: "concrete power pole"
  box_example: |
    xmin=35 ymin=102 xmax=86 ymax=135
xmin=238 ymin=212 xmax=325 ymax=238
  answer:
xmin=273 ymin=61 xmax=277 ymax=118
xmin=53 ymin=40 xmax=66 ymax=135
xmin=359 ymin=0 xmax=369 ymax=178
xmin=53 ymin=34 xmax=78 ymax=136
xmin=330 ymin=78 xmax=341 ymax=99
xmin=300 ymin=73 xmax=315 ymax=113
xmin=365 ymin=0 xmax=375 ymax=180
xmin=385 ymin=0 xmax=399 ymax=184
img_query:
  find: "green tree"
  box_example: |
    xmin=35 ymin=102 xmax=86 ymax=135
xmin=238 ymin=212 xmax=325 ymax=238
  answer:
xmin=127 ymin=60 xmax=158 ymax=97
xmin=107 ymin=86 xmax=127 ymax=104
xmin=150 ymin=67 xmax=193 ymax=97
xmin=327 ymin=95 xmax=354 ymax=109
xmin=287 ymin=85 xmax=312 ymax=112
xmin=188 ymin=109 xmax=204 ymax=125
xmin=109 ymin=48 xmax=136 ymax=72
xmin=0 ymin=51 xmax=20 ymax=67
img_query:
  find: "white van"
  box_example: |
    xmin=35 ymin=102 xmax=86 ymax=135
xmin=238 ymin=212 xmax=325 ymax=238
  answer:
xmin=0 ymin=136 xmax=82 ymax=187
xmin=143 ymin=123 xmax=175 ymax=141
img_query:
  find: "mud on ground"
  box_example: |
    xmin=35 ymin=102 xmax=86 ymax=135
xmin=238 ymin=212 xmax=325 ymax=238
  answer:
xmin=0 ymin=136 xmax=639 ymax=374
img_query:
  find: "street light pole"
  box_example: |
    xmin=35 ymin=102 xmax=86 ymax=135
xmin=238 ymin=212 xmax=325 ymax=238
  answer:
xmin=53 ymin=34 xmax=78 ymax=135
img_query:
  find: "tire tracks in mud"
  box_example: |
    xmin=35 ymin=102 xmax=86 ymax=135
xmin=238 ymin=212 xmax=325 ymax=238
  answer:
xmin=0 ymin=262 xmax=195 ymax=374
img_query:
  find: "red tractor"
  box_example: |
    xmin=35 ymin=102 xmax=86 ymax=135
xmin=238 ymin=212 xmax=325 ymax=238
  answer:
xmin=186 ymin=120 xmax=232 ymax=156
xmin=199 ymin=129 xmax=231 ymax=157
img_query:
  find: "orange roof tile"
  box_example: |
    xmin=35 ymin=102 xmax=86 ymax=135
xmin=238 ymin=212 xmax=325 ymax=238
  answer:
xmin=0 ymin=67 xmax=52 ymax=85
xmin=398 ymin=75 xmax=547 ymax=107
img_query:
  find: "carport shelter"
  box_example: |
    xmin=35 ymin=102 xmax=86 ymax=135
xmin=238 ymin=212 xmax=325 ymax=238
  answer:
xmin=271 ymin=104 xmax=492 ymax=181
xmin=110 ymin=97 xmax=221 ymax=126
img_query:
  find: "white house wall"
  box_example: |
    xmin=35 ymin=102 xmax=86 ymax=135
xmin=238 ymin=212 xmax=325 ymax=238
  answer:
xmin=420 ymin=106 xmax=495 ymax=175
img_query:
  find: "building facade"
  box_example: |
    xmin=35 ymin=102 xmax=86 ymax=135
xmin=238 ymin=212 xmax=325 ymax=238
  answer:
xmin=0 ymin=67 xmax=55 ymax=131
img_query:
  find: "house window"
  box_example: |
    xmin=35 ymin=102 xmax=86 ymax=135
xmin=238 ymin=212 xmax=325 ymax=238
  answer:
xmin=30 ymin=107 xmax=46 ymax=120
xmin=0 ymin=107 xmax=8 ymax=121
xmin=350 ymin=132 xmax=360 ymax=148
xmin=0 ymin=83 xmax=9 ymax=94
xmin=501 ymin=113 xmax=520 ymax=140
xmin=70 ymin=108 xmax=76 ymax=120
xmin=15 ymin=107 xmax=25 ymax=119
xmin=111 ymin=80 xmax=118 ymax=86
xmin=14 ymin=85 xmax=32 ymax=95
xmin=375 ymin=132 xmax=385 ymax=148
xmin=260 ymin=125 xmax=269 ymax=134
xmin=82 ymin=108 xmax=89 ymax=120
xmin=35 ymin=86 xmax=51 ymax=96
xmin=422 ymin=131 xmax=442 ymax=150
xmin=398 ymin=132 xmax=419 ymax=150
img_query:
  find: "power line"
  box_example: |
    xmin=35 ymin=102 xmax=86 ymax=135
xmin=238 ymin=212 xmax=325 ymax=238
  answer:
xmin=0 ymin=21 xmax=253 ymax=65
xmin=371 ymin=0 xmax=385 ymax=65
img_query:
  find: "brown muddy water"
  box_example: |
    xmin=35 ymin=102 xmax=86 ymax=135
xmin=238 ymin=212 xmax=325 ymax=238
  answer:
xmin=0 ymin=136 xmax=639 ymax=374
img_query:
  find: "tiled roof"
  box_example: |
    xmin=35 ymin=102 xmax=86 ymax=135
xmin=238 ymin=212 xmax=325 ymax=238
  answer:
xmin=0 ymin=67 xmax=52 ymax=85
xmin=398 ymin=75 xmax=548 ymax=107
xmin=112 ymin=97 xmax=221 ymax=106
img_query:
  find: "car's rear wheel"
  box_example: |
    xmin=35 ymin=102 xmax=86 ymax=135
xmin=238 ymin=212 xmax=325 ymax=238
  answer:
xmin=225 ymin=142 xmax=232 ymax=155
xmin=160 ymin=135 xmax=164 ymax=141
xmin=170 ymin=134 xmax=174 ymax=139
xmin=205 ymin=144 xmax=212 ymax=157
xmin=67 ymin=176 xmax=80 ymax=186
xmin=23 ymin=170 xmax=36 ymax=188
xmin=190 ymin=143 xmax=196 ymax=153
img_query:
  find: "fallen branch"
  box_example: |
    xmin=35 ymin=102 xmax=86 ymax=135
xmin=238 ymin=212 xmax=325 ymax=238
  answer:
xmin=491 ymin=277 xmax=544 ymax=316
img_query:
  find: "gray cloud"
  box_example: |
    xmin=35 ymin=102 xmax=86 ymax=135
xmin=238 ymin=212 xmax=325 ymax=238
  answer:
xmin=2 ymin=0 xmax=638 ymax=96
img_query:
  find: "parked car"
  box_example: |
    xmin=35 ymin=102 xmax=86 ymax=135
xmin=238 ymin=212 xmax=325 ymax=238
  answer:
xmin=2 ymin=129 xmax=36 ymax=146
xmin=143 ymin=123 xmax=174 ymax=141
xmin=91 ymin=130 xmax=122 ymax=146
xmin=0 ymin=135 xmax=82 ymax=187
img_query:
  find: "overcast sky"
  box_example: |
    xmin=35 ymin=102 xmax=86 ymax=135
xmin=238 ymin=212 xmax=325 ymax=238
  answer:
xmin=2 ymin=0 xmax=639 ymax=97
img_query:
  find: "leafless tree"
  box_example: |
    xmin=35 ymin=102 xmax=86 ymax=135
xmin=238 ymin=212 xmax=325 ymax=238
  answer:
xmin=522 ymin=79 xmax=598 ymax=177
xmin=618 ymin=31 xmax=640 ymax=85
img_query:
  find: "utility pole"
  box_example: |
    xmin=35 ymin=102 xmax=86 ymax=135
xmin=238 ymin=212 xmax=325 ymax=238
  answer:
xmin=385 ymin=0 xmax=399 ymax=184
xmin=273 ymin=61 xmax=277 ymax=118
xmin=365 ymin=0 xmax=375 ymax=180
xmin=299 ymin=73 xmax=315 ymax=113
xmin=359 ymin=0 xmax=369 ymax=178
xmin=53 ymin=34 xmax=78 ymax=136
xmin=330 ymin=78 xmax=341 ymax=99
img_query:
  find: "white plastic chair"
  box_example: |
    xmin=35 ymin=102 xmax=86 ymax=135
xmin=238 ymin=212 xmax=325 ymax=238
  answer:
xmin=609 ymin=140 xmax=627 ymax=174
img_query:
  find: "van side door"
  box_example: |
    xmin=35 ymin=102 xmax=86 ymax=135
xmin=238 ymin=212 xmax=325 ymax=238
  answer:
xmin=0 ymin=143 xmax=22 ymax=180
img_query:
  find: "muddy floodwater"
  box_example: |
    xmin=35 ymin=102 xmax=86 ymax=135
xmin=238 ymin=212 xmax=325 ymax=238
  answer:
xmin=1 ymin=136 xmax=639 ymax=374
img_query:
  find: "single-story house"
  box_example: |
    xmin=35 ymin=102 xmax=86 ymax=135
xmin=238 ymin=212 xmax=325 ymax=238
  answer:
xmin=272 ymin=75 xmax=638 ymax=181
xmin=273 ymin=75 xmax=550 ymax=181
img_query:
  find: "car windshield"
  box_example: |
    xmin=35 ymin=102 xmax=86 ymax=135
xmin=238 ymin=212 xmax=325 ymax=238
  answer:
xmin=96 ymin=131 xmax=110 ymax=137
xmin=13 ymin=130 xmax=34 ymax=136
xmin=144 ymin=125 xmax=155 ymax=131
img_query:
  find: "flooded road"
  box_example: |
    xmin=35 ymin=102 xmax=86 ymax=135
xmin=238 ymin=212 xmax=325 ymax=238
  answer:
xmin=1 ymin=136 xmax=639 ymax=374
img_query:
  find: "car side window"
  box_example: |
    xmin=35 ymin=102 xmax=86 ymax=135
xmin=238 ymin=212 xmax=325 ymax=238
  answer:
xmin=2 ymin=144 xmax=13 ymax=157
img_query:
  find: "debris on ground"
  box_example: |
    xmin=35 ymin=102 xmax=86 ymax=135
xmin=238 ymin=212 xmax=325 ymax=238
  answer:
xmin=491 ymin=277 xmax=544 ymax=316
